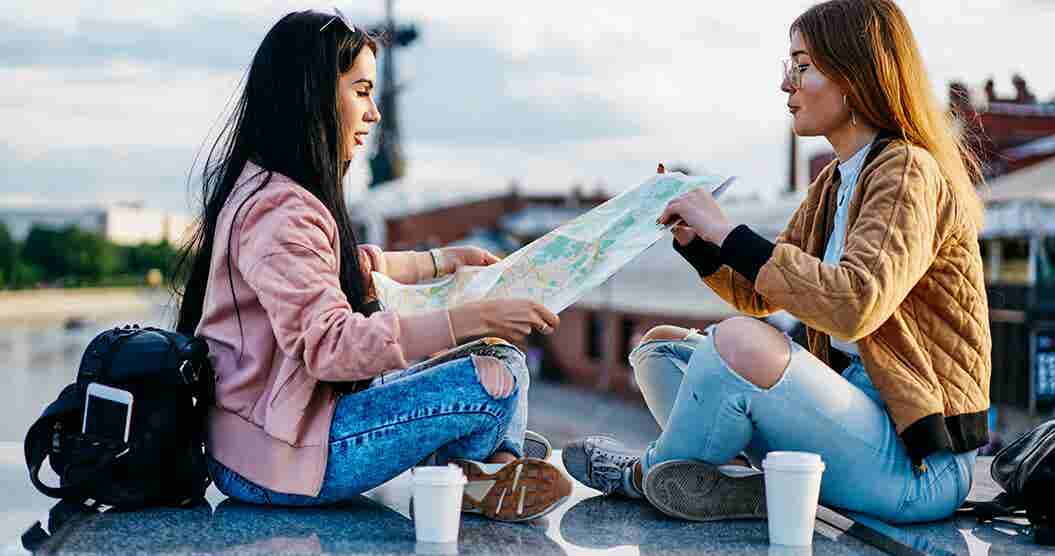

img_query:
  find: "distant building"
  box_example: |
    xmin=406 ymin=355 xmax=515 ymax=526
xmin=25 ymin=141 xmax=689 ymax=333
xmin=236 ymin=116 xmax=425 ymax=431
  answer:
xmin=0 ymin=206 xmax=106 ymax=241
xmin=348 ymin=181 xmax=608 ymax=250
xmin=0 ymin=202 xmax=192 ymax=246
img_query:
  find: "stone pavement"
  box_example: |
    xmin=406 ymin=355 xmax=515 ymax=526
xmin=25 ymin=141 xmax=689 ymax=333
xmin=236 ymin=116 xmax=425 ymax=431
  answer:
xmin=2 ymin=442 xmax=1048 ymax=556
xmin=2 ymin=380 xmax=1050 ymax=554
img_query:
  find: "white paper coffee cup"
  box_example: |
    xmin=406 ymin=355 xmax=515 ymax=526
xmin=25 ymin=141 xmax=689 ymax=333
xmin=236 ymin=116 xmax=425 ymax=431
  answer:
xmin=411 ymin=465 xmax=467 ymax=544
xmin=762 ymin=451 xmax=825 ymax=547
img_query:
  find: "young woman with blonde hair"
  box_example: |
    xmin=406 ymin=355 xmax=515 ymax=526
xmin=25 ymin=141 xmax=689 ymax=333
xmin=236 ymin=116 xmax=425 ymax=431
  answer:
xmin=564 ymin=0 xmax=990 ymax=524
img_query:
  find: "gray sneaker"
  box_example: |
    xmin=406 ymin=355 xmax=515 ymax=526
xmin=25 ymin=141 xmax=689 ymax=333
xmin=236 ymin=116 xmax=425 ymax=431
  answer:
xmin=561 ymin=435 xmax=642 ymax=498
xmin=642 ymin=459 xmax=766 ymax=521
xmin=524 ymin=430 xmax=552 ymax=461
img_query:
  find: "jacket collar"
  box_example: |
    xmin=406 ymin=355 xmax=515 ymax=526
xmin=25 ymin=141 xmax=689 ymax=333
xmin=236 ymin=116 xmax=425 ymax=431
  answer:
xmin=861 ymin=129 xmax=899 ymax=169
xmin=830 ymin=129 xmax=899 ymax=184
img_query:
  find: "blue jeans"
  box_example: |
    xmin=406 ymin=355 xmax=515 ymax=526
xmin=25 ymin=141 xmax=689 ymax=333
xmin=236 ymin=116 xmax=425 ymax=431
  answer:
xmin=630 ymin=324 xmax=976 ymax=524
xmin=208 ymin=341 xmax=529 ymax=506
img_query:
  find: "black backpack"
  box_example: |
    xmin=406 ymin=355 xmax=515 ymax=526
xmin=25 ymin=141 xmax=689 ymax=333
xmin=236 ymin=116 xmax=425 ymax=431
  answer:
xmin=960 ymin=419 xmax=1055 ymax=545
xmin=24 ymin=324 xmax=214 ymax=510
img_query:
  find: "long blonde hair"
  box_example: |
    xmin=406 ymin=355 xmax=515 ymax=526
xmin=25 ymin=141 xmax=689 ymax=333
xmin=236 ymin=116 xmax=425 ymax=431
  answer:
xmin=792 ymin=0 xmax=985 ymax=227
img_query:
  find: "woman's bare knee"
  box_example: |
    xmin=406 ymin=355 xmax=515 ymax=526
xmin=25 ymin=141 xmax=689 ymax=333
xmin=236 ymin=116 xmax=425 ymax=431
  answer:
xmin=473 ymin=356 xmax=515 ymax=399
xmin=640 ymin=325 xmax=692 ymax=344
xmin=712 ymin=317 xmax=790 ymax=389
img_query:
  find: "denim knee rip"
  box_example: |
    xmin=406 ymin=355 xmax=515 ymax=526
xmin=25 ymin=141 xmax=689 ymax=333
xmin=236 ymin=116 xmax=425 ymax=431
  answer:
xmin=703 ymin=323 xmax=796 ymax=394
xmin=471 ymin=355 xmax=517 ymax=399
xmin=628 ymin=328 xmax=706 ymax=368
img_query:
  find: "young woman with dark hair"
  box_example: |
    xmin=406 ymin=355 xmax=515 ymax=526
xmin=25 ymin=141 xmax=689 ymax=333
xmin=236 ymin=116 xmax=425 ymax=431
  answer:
xmin=564 ymin=0 xmax=991 ymax=524
xmin=174 ymin=10 xmax=571 ymax=521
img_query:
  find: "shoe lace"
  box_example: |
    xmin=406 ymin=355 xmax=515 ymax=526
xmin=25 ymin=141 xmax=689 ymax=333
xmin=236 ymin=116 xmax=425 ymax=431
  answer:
xmin=588 ymin=449 xmax=636 ymax=495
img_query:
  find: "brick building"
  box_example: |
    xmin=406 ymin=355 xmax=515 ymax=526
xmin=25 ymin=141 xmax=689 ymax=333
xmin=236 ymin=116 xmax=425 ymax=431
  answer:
xmin=349 ymin=183 xmax=608 ymax=251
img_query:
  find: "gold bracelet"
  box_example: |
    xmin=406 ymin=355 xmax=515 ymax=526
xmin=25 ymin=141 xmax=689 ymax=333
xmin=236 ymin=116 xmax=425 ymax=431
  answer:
xmin=429 ymin=248 xmax=444 ymax=279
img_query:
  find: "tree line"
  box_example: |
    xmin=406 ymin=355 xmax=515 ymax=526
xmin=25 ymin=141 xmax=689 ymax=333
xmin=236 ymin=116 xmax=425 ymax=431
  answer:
xmin=0 ymin=221 xmax=180 ymax=289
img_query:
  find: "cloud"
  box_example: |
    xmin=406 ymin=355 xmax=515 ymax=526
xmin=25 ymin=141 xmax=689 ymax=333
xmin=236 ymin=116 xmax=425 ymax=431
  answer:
xmin=398 ymin=21 xmax=643 ymax=147
xmin=1 ymin=1 xmax=1054 ymax=213
xmin=0 ymin=141 xmax=199 ymax=211
xmin=0 ymin=14 xmax=265 ymax=71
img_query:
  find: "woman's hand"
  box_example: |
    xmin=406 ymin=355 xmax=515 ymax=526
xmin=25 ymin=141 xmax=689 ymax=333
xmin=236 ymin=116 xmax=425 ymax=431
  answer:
xmin=438 ymin=246 xmax=501 ymax=275
xmin=670 ymin=224 xmax=697 ymax=246
xmin=656 ymin=162 xmax=735 ymax=245
xmin=657 ymin=164 xmax=703 ymax=246
xmin=448 ymin=299 xmax=559 ymax=344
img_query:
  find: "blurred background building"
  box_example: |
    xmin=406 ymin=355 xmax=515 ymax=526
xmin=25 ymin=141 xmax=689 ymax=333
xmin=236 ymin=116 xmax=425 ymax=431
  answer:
xmin=0 ymin=202 xmax=190 ymax=246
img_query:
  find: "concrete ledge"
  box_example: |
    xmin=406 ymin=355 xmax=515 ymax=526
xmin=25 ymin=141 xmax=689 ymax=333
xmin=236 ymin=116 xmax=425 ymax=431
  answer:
xmin=2 ymin=443 xmax=1043 ymax=555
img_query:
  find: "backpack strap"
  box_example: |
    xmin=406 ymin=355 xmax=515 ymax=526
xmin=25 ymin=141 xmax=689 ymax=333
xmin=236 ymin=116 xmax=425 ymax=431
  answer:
xmin=21 ymin=499 xmax=100 ymax=552
xmin=24 ymin=384 xmax=128 ymax=502
xmin=957 ymin=492 xmax=1025 ymax=520
xmin=147 ymin=327 xmax=215 ymax=498
xmin=78 ymin=325 xmax=141 ymax=386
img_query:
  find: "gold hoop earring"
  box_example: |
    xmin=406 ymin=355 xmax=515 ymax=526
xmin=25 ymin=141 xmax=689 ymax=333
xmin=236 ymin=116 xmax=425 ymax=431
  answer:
xmin=844 ymin=94 xmax=857 ymax=127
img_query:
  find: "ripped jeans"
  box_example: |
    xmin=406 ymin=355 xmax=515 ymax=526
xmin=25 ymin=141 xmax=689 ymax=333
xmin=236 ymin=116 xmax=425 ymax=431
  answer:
xmin=208 ymin=339 xmax=528 ymax=506
xmin=630 ymin=324 xmax=976 ymax=524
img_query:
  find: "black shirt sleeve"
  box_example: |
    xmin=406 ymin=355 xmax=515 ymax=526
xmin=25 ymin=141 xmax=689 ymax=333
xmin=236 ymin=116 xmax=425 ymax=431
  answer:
xmin=718 ymin=224 xmax=776 ymax=284
xmin=672 ymin=236 xmax=723 ymax=278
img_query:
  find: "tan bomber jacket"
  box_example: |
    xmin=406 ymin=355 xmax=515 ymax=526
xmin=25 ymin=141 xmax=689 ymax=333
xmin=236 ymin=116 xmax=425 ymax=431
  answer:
xmin=675 ymin=132 xmax=991 ymax=465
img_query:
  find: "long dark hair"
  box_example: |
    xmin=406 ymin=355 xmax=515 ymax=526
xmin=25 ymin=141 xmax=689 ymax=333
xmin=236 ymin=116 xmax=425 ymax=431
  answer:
xmin=174 ymin=10 xmax=378 ymax=336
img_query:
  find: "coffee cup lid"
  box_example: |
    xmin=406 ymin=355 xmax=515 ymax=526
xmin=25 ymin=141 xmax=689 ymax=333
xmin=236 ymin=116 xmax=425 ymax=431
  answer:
xmin=762 ymin=451 xmax=825 ymax=472
xmin=412 ymin=464 xmax=467 ymax=486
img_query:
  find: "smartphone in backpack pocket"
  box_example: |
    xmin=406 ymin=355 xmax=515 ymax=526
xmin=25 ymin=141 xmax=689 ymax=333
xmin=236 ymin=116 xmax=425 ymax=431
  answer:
xmin=82 ymin=383 xmax=133 ymax=444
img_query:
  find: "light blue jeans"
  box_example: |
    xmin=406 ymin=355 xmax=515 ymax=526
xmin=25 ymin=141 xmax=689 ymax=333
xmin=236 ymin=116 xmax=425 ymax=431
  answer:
xmin=208 ymin=340 xmax=529 ymax=505
xmin=630 ymin=324 xmax=976 ymax=524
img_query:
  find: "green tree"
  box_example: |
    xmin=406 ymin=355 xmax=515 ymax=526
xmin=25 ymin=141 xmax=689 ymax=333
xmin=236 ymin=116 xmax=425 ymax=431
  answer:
xmin=20 ymin=226 xmax=63 ymax=281
xmin=22 ymin=226 xmax=120 ymax=285
xmin=123 ymin=240 xmax=179 ymax=276
xmin=10 ymin=261 xmax=42 ymax=288
xmin=0 ymin=221 xmax=15 ymax=287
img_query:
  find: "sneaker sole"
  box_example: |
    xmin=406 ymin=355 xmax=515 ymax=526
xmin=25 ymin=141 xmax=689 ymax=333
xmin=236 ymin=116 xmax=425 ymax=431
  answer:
xmin=642 ymin=459 xmax=766 ymax=522
xmin=454 ymin=458 xmax=572 ymax=522
xmin=524 ymin=431 xmax=552 ymax=461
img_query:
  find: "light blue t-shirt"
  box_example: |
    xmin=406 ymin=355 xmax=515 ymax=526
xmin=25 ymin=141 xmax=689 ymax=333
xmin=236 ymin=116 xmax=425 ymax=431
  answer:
xmin=823 ymin=137 xmax=876 ymax=356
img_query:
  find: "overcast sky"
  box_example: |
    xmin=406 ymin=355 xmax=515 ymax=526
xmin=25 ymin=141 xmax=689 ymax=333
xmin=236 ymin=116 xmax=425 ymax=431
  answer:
xmin=2 ymin=1 xmax=1053 ymax=213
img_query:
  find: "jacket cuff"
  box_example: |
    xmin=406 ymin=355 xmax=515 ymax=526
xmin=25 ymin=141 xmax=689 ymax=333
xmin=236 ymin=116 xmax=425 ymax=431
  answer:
xmin=901 ymin=413 xmax=955 ymax=465
xmin=397 ymin=310 xmax=457 ymax=361
xmin=719 ymin=225 xmax=775 ymax=284
xmin=672 ymin=237 xmax=722 ymax=278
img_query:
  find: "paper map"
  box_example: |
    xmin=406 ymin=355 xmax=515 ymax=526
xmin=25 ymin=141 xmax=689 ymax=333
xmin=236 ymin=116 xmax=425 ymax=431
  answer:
xmin=372 ymin=172 xmax=729 ymax=315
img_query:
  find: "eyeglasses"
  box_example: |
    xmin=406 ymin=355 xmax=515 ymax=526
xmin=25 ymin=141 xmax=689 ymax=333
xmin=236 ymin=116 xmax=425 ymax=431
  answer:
xmin=320 ymin=7 xmax=355 ymax=33
xmin=782 ymin=58 xmax=806 ymax=89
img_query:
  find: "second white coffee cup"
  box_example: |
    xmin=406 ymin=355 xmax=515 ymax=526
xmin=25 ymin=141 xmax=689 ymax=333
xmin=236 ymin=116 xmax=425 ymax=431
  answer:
xmin=411 ymin=465 xmax=467 ymax=544
xmin=762 ymin=451 xmax=825 ymax=547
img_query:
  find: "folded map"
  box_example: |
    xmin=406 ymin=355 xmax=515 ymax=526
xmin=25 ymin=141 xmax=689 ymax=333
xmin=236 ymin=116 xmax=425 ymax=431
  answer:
xmin=372 ymin=172 xmax=730 ymax=315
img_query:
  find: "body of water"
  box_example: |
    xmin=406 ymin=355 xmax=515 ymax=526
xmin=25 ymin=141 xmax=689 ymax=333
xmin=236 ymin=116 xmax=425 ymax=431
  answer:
xmin=0 ymin=298 xmax=172 ymax=442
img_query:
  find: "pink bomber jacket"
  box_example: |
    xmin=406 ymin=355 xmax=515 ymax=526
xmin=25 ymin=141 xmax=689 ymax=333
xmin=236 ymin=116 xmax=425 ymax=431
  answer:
xmin=196 ymin=162 xmax=455 ymax=496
